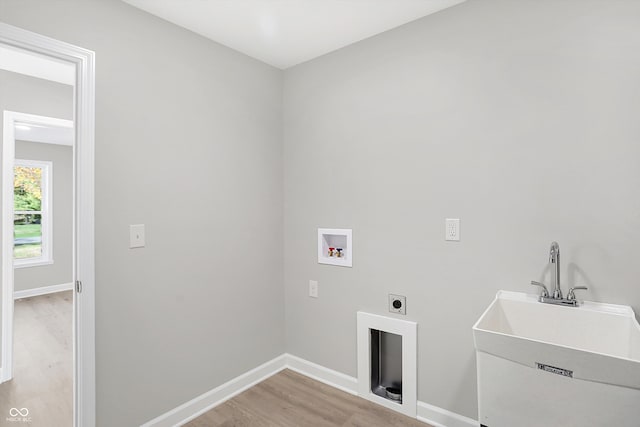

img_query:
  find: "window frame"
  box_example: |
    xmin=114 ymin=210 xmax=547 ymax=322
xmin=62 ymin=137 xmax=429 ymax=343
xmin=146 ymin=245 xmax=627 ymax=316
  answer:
xmin=13 ymin=158 xmax=53 ymax=268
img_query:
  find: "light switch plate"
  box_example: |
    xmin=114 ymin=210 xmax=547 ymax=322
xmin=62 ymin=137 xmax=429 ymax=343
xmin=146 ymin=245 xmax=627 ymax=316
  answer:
xmin=445 ymin=218 xmax=460 ymax=241
xmin=129 ymin=224 xmax=145 ymax=248
xmin=309 ymin=280 xmax=318 ymax=298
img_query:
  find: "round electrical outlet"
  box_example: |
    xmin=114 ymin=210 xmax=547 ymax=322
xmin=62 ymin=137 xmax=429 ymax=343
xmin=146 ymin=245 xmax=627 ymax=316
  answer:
xmin=389 ymin=294 xmax=407 ymax=314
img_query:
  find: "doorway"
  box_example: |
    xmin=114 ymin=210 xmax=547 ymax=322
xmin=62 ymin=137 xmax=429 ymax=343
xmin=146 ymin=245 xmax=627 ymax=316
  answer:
xmin=1 ymin=109 xmax=74 ymax=425
xmin=0 ymin=24 xmax=95 ymax=427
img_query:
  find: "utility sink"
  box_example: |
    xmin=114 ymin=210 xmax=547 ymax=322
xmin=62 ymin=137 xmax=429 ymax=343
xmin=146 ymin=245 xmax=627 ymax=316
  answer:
xmin=473 ymin=291 xmax=640 ymax=427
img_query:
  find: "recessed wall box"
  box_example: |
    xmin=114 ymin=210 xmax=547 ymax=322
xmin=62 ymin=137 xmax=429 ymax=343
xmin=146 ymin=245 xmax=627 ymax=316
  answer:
xmin=318 ymin=228 xmax=352 ymax=267
xmin=357 ymin=312 xmax=417 ymax=417
xmin=370 ymin=329 xmax=403 ymax=403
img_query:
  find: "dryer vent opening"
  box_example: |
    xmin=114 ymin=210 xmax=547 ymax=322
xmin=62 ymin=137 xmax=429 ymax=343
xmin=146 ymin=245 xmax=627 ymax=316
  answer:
xmin=370 ymin=329 xmax=403 ymax=403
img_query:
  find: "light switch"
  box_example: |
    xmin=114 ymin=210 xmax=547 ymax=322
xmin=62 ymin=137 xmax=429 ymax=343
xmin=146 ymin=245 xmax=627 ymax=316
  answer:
xmin=309 ymin=280 xmax=318 ymax=298
xmin=129 ymin=224 xmax=145 ymax=248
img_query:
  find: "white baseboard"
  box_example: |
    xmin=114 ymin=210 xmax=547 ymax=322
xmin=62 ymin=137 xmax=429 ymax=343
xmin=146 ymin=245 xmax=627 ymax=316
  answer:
xmin=284 ymin=353 xmax=358 ymax=395
xmin=13 ymin=282 xmax=73 ymax=300
xmin=287 ymin=354 xmax=477 ymax=427
xmin=141 ymin=353 xmax=478 ymax=427
xmin=417 ymin=401 xmax=478 ymax=427
xmin=141 ymin=354 xmax=287 ymax=427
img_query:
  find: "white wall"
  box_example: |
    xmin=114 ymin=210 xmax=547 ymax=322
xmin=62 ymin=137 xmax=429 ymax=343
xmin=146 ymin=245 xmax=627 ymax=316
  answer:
xmin=0 ymin=1 xmax=285 ymax=425
xmin=15 ymin=140 xmax=73 ymax=292
xmin=283 ymin=0 xmax=640 ymax=419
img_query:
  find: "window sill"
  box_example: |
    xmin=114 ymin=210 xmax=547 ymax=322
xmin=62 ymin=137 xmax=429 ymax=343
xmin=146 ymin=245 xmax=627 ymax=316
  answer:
xmin=14 ymin=258 xmax=54 ymax=269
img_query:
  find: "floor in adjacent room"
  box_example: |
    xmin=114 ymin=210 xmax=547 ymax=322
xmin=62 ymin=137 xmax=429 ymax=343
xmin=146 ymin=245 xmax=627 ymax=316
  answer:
xmin=0 ymin=291 xmax=73 ymax=427
xmin=186 ymin=369 xmax=430 ymax=427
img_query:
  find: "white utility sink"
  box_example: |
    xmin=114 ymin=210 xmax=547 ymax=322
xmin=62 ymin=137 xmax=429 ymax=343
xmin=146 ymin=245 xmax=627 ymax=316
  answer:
xmin=473 ymin=291 xmax=640 ymax=427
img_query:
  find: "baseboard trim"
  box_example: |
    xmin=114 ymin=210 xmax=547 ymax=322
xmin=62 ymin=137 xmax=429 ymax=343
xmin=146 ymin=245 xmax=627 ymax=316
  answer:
xmin=288 ymin=354 xmax=477 ymax=427
xmin=417 ymin=401 xmax=478 ymax=427
xmin=284 ymin=353 xmax=358 ymax=395
xmin=141 ymin=353 xmax=478 ymax=427
xmin=13 ymin=282 xmax=73 ymax=300
xmin=140 ymin=354 xmax=287 ymax=427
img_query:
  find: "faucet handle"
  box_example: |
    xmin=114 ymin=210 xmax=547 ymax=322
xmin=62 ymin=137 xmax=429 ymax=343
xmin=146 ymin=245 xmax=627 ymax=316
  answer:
xmin=567 ymin=286 xmax=588 ymax=301
xmin=530 ymin=281 xmax=549 ymax=297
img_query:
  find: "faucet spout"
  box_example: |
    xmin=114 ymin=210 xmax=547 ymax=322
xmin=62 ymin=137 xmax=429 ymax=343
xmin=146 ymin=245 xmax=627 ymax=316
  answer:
xmin=530 ymin=241 xmax=582 ymax=306
xmin=549 ymin=241 xmax=562 ymax=299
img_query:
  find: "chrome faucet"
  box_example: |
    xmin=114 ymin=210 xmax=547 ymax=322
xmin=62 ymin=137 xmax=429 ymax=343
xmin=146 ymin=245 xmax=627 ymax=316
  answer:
xmin=530 ymin=241 xmax=588 ymax=307
xmin=549 ymin=241 xmax=562 ymax=299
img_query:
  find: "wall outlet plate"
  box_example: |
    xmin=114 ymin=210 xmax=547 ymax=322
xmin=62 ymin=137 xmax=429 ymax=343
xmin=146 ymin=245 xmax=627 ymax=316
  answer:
xmin=389 ymin=294 xmax=406 ymax=315
xmin=445 ymin=218 xmax=460 ymax=241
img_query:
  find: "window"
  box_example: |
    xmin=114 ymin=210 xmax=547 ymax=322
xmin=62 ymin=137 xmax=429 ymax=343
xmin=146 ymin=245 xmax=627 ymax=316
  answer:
xmin=14 ymin=159 xmax=52 ymax=267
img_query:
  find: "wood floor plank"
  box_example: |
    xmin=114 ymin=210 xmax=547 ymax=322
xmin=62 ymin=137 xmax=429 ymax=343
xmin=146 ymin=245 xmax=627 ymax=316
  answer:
xmin=185 ymin=369 xmax=431 ymax=427
xmin=0 ymin=291 xmax=72 ymax=427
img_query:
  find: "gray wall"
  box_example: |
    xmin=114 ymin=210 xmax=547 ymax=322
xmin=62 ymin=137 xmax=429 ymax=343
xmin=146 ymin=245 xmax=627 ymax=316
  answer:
xmin=283 ymin=0 xmax=640 ymax=419
xmin=0 ymin=70 xmax=72 ymax=119
xmin=15 ymin=141 xmax=73 ymax=292
xmin=0 ymin=1 xmax=285 ymax=426
xmin=3 ymin=0 xmax=640 ymax=424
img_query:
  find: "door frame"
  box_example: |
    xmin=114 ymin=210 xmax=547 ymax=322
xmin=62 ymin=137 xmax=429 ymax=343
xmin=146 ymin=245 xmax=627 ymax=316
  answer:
xmin=0 ymin=23 xmax=96 ymax=427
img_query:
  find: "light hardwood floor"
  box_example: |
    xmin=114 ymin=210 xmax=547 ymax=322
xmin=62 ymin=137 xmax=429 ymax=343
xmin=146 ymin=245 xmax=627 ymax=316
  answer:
xmin=186 ymin=369 xmax=431 ymax=427
xmin=0 ymin=291 xmax=73 ymax=427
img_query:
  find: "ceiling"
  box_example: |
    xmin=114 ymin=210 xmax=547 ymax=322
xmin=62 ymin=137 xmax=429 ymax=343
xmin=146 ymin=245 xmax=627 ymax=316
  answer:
xmin=122 ymin=0 xmax=465 ymax=69
xmin=0 ymin=44 xmax=75 ymax=85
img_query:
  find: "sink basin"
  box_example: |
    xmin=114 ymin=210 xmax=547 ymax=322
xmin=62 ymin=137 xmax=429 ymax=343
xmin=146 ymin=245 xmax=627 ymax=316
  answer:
xmin=473 ymin=291 xmax=640 ymax=427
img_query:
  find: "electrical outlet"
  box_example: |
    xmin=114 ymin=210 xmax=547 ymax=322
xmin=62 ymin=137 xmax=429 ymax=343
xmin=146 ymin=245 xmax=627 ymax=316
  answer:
xmin=309 ymin=280 xmax=318 ymax=298
xmin=389 ymin=294 xmax=406 ymax=315
xmin=445 ymin=218 xmax=460 ymax=241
